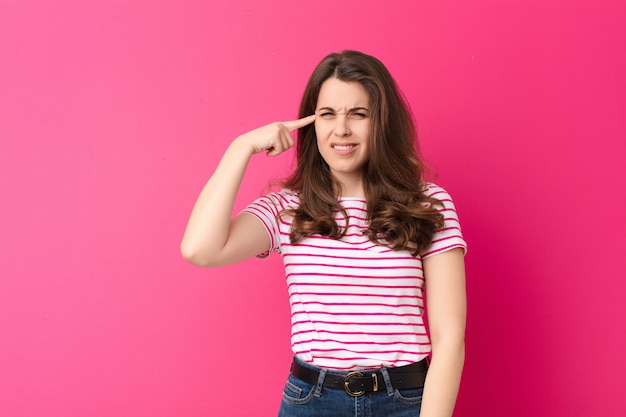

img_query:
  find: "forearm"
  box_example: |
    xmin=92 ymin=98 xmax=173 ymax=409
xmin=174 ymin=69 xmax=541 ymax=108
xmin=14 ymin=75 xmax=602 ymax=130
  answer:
xmin=180 ymin=115 xmax=314 ymax=267
xmin=419 ymin=340 xmax=465 ymax=417
xmin=180 ymin=137 xmax=253 ymax=265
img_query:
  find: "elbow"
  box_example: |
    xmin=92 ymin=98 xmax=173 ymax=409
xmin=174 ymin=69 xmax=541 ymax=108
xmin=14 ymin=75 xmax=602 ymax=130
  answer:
xmin=180 ymin=241 xmax=217 ymax=268
xmin=430 ymin=322 xmax=465 ymax=350
xmin=431 ymin=328 xmax=465 ymax=346
xmin=430 ymin=331 xmax=465 ymax=361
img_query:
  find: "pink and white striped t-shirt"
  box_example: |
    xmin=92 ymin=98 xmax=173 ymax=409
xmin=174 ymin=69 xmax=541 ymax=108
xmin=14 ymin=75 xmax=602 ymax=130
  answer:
xmin=242 ymin=183 xmax=466 ymax=370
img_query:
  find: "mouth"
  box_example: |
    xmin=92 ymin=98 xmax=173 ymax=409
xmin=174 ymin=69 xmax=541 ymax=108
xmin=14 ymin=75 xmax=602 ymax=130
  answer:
xmin=330 ymin=143 xmax=358 ymax=155
xmin=331 ymin=143 xmax=357 ymax=150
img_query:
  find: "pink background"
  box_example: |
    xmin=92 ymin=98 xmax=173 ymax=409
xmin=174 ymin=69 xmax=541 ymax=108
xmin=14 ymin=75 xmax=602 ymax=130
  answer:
xmin=1 ymin=1 xmax=625 ymax=416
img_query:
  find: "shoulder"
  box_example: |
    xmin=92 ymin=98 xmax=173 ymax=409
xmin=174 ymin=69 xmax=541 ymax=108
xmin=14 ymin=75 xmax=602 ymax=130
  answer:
xmin=420 ymin=182 xmax=460 ymax=213
xmin=270 ymin=188 xmax=301 ymax=206
xmin=251 ymin=188 xmax=301 ymax=210
xmin=421 ymin=182 xmax=452 ymax=200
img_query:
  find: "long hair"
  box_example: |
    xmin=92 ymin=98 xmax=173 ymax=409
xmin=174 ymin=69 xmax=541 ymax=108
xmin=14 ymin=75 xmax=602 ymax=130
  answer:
xmin=282 ymin=50 xmax=443 ymax=256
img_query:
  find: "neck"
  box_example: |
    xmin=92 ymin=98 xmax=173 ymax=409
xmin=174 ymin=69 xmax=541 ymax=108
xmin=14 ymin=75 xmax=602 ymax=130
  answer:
xmin=333 ymin=174 xmax=365 ymax=198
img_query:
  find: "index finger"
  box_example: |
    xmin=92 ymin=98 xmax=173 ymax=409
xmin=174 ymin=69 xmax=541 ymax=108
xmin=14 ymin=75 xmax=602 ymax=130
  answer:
xmin=282 ymin=114 xmax=316 ymax=131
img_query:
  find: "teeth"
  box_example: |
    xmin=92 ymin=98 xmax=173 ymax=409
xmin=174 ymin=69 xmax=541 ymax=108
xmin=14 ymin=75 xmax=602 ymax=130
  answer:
xmin=333 ymin=145 xmax=354 ymax=150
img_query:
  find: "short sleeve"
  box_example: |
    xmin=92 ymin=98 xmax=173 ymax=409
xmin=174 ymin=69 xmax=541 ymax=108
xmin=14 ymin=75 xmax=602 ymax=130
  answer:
xmin=421 ymin=184 xmax=467 ymax=258
xmin=240 ymin=189 xmax=297 ymax=258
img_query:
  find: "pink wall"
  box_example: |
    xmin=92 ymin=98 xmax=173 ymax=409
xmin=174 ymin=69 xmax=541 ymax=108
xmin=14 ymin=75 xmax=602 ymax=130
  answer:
xmin=1 ymin=1 xmax=625 ymax=416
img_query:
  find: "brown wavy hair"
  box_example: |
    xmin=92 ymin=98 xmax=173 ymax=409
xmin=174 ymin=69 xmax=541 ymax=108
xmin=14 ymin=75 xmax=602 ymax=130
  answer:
xmin=281 ymin=50 xmax=444 ymax=256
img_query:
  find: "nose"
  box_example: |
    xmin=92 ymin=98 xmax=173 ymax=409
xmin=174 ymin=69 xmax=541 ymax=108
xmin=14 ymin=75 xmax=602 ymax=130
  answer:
xmin=333 ymin=115 xmax=351 ymax=137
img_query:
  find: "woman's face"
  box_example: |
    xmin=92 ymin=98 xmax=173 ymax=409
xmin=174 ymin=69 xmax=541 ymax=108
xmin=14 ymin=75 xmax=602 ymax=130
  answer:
xmin=314 ymin=78 xmax=371 ymax=189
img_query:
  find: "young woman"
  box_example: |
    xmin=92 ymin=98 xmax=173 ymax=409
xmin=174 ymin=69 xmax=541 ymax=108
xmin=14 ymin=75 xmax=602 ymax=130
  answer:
xmin=181 ymin=50 xmax=466 ymax=417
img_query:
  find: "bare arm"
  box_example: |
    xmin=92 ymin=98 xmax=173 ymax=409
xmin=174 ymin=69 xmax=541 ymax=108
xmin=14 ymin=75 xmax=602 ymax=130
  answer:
xmin=420 ymin=247 xmax=467 ymax=417
xmin=180 ymin=115 xmax=315 ymax=267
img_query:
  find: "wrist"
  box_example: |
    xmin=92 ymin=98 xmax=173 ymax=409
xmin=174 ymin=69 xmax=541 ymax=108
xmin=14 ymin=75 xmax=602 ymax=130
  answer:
xmin=230 ymin=134 xmax=257 ymax=156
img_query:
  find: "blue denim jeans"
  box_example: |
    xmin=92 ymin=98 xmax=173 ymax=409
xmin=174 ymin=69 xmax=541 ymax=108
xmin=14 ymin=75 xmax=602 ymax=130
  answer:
xmin=277 ymin=357 xmax=423 ymax=417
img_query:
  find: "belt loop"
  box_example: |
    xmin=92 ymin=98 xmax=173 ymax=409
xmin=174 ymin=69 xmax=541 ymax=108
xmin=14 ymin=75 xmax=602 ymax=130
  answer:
xmin=379 ymin=367 xmax=395 ymax=396
xmin=314 ymin=368 xmax=327 ymax=397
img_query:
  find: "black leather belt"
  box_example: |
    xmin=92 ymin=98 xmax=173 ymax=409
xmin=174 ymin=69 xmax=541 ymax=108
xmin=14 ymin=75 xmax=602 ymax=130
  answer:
xmin=290 ymin=358 xmax=428 ymax=397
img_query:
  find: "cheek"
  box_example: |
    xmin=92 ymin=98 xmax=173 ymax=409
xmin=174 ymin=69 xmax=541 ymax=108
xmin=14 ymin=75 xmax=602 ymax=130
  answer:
xmin=314 ymin=123 xmax=322 ymax=141
xmin=314 ymin=125 xmax=323 ymax=150
xmin=314 ymin=121 xmax=331 ymax=140
xmin=359 ymin=121 xmax=371 ymax=138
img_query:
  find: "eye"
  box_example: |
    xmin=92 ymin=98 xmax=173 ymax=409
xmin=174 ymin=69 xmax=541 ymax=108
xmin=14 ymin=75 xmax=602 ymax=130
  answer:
xmin=319 ymin=111 xmax=335 ymax=119
xmin=349 ymin=112 xmax=368 ymax=119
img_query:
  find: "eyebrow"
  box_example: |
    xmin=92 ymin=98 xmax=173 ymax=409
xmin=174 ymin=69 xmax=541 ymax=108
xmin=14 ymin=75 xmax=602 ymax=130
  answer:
xmin=317 ymin=106 xmax=370 ymax=113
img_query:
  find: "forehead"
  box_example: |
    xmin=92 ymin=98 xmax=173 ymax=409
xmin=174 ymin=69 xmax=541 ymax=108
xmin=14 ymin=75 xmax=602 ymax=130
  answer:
xmin=316 ymin=78 xmax=370 ymax=109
